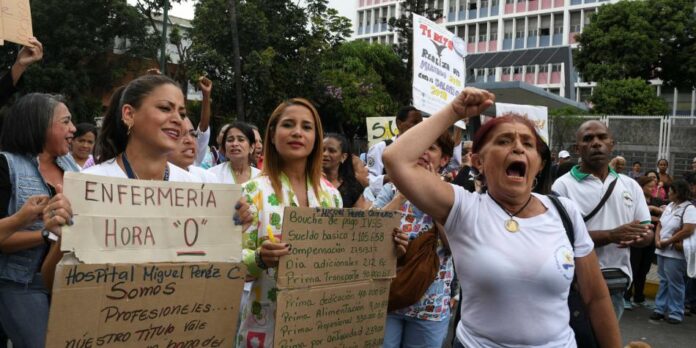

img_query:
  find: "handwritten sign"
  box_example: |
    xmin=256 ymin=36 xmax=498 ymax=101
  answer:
xmin=366 ymin=117 xmax=399 ymax=147
xmin=274 ymin=207 xmax=400 ymax=347
xmin=46 ymin=262 xmax=245 ymax=348
xmin=276 ymin=207 xmax=400 ymax=289
xmin=0 ymin=0 xmax=32 ymax=46
xmin=274 ymin=280 xmax=390 ymax=348
xmin=61 ymin=172 xmax=242 ymax=264
xmin=412 ymin=13 xmax=465 ymax=115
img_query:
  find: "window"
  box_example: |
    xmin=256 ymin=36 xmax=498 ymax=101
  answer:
xmin=554 ymin=25 xmax=563 ymax=34
xmin=539 ymin=65 xmax=549 ymax=73
xmin=506 ymin=0 xmax=514 ymax=3
xmin=469 ymin=2 xmax=478 ymax=10
xmin=502 ymin=67 xmax=511 ymax=74
xmin=476 ymin=69 xmax=485 ymax=76
xmin=516 ymin=30 xmax=524 ymax=38
xmin=552 ymin=64 xmax=562 ymax=72
xmin=513 ymin=67 xmax=521 ymax=74
xmin=504 ymin=32 xmax=513 ymax=39
xmin=468 ymin=34 xmax=476 ymax=42
xmin=482 ymin=1 xmax=489 ymax=7
xmin=381 ymin=17 xmax=387 ymax=23
xmin=479 ymin=33 xmax=488 ymax=41
xmin=570 ymin=24 xmax=581 ymax=32
xmin=528 ymin=29 xmax=538 ymax=36
xmin=490 ymin=32 xmax=498 ymax=40
xmin=540 ymin=28 xmax=550 ymax=36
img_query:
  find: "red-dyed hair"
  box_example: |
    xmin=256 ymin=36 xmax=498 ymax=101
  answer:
xmin=472 ymin=113 xmax=545 ymax=157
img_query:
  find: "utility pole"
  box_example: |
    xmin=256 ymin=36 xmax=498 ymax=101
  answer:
xmin=160 ymin=0 xmax=169 ymax=74
xmin=228 ymin=0 xmax=245 ymax=121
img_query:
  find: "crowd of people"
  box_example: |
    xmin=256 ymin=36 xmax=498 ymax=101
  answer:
xmin=0 ymin=37 xmax=695 ymax=348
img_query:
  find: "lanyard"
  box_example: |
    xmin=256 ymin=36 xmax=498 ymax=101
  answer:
xmin=121 ymin=152 xmax=169 ymax=181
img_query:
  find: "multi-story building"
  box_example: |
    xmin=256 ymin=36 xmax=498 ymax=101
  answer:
xmin=354 ymin=0 xmax=695 ymax=115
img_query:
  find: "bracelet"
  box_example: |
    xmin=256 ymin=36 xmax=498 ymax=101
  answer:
xmin=255 ymin=249 xmax=268 ymax=270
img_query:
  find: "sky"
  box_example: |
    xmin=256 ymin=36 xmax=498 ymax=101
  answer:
xmin=156 ymin=0 xmax=356 ymax=22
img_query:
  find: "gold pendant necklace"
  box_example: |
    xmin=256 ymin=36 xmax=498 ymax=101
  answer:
xmin=488 ymin=193 xmax=533 ymax=233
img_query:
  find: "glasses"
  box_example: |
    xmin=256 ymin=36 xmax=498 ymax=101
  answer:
xmin=184 ymin=130 xmax=199 ymax=139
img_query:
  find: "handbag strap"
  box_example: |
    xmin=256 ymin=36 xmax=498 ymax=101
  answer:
xmin=548 ymin=195 xmax=575 ymax=248
xmin=583 ymin=178 xmax=618 ymax=222
xmin=679 ymin=203 xmax=694 ymax=229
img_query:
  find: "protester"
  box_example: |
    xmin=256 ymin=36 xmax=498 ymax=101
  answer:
xmin=551 ymin=149 xmax=572 ymax=179
xmin=0 ymin=37 xmax=43 ymax=107
xmin=657 ymin=158 xmax=673 ymax=193
xmin=375 ymin=131 xmax=453 ymax=348
xmin=646 ymin=170 xmax=667 ymax=200
xmin=193 ymin=76 xmax=213 ymax=167
xmin=0 ymin=93 xmax=77 ymax=347
xmin=452 ymin=140 xmax=475 ymax=192
xmin=201 ymin=123 xmax=231 ymax=169
xmin=629 ymin=161 xmax=643 ymax=179
xmin=236 ymin=98 xmax=342 ymax=347
xmin=168 ymin=117 xmax=219 ymax=183
xmin=69 ymin=123 xmax=97 ymax=170
xmin=651 ymin=179 xmax=696 ymax=324
xmin=208 ymin=122 xmax=260 ymax=184
xmin=367 ymin=106 xmax=423 ymax=196
xmin=684 ymin=157 xmax=696 ymax=183
xmin=624 ymin=176 xmax=664 ymax=309
xmin=383 ymin=88 xmax=620 ymax=347
xmin=322 ymin=133 xmax=366 ymax=208
xmin=610 ymin=156 xmax=626 ymax=174
xmin=553 ymin=120 xmax=653 ymax=320
xmin=352 ymin=154 xmax=369 ymax=188
xmin=87 ymin=74 xmax=193 ymax=182
xmin=250 ymin=125 xmax=263 ymax=169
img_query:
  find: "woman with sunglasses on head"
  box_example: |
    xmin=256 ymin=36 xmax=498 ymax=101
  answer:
xmin=86 ymin=75 xmax=194 ymax=183
xmin=382 ymin=87 xmax=620 ymax=347
xmin=236 ymin=98 xmax=342 ymax=348
xmin=208 ymin=122 xmax=261 ymax=185
xmin=0 ymin=93 xmax=77 ymax=347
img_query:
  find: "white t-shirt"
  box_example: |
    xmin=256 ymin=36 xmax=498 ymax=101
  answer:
xmin=552 ymin=168 xmax=650 ymax=282
xmin=656 ymin=202 xmax=696 ymax=260
xmin=366 ymin=139 xmax=389 ymax=197
xmin=82 ymin=158 xmax=196 ymax=182
xmin=195 ymin=126 xmax=211 ymax=166
xmin=445 ymin=185 xmax=593 ymax=348
xmin=207 ymin=162 xmax=261 ymax=185
xmin=187 ymin=165 xmax=219 ymax=183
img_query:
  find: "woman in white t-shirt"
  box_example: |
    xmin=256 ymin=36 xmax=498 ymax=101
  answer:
xmin=168 ymin=117 xmax=219 ymax=183
xmin=651 ymin=179 xmax=696 ymax=323
xmin=86 ymin=74 xmax=194 ymax=182
xmin=208 ymin=122 xmax=261 ymax=185
xmin=382 ymin=87 xmax=620 ymax=348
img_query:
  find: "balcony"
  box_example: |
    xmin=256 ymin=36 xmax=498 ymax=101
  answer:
xmin=553 ymin=33 xmax=562 ymax=45
xmin=568 ymin=32 xmax=578 ymax=44
xmin=514 ymin=37 xmax=524 ymax=49
xmin=381 ymin=23 xmax=387 ymax=31
xmin=491 ymin=6 xmax=499 ymax=15
xmin=528 ymin=0 xmax=538 ymax=11
xmin=540 ymin=35 xmax=550 ymax=47
xmin=516 ymin=2 xmax=525 ymax=12
xmin=489 ymin=40 xmax=498 ymax=51
xmin=503 ymin=38 xmax=513 ymax=50
xmin=459 ymin=10 xmax=466 ymax=20
xmin=541 ymin=0 xmax=552 ymax=9
xmin=571 ymin=0 xmax=582 ymax=5
xmin=358 ymin=26 xmax=364 ymax=35
xmin=550 ymin=71 xmax=561 ymax=83
xmin=538 ymin=72 xmax=549 ymax=84
xmin=467 ymin=43 xmax=476 ymax=53
xmin=479 ymin=8 xmax=487 ymax=18
xmin=554 ymin=0 xmax=564 ymax=7
xmin=476 ymin=75 xmax=485 ymax=82
xmin=527 ymin=36 xmax=537 ymax=48
xmin=586 ymin=0 xmax=596 ymax=3
xmin=505 ymin=3 xmax=514 ymax=13
xmin=502 ymin=73 xmax=511 ymax=81
xmin=477 ymin=41 xmax=486 ymax=52
xmin=525 ymin=73 xmax=535 ymax=84
xmin=513 ymin=73 xmax=522 ymax=81
xmin=468 ymin=9 xmax=477 ymax=19
xmin=448 ymin=11 xmax=456 ymax=21
xmin=373 ymin=24 xmax=379 ymax=32
xmin=365 ymin=25 xmax=371 ymax=34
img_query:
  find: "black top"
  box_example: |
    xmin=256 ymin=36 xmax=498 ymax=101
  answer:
xmin=452 ymin=166 xmax=476 ymax=193
xmin=338 ymin=179 xmax=364 ymax=208
xmin=0 ymin=71 xmax=18 ymax=108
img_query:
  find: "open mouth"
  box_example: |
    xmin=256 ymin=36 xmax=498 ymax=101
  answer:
xmin=506 ymin=161 xmax=527 ymax=180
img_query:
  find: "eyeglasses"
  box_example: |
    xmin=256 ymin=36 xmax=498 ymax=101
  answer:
xmin=184 ymin=130 xmax=199 ymax=139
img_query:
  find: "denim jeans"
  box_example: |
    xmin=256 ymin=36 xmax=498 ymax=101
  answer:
xmin=383 ymin=312 xmax=450 ymax=348
xmin=685 ymin=277 xmax=696 ymax=309
xmin=610 ymin=291 xmax=625 ymax=320
xmin=654 ymin=255 xmax=687 ymax=321
xmin=0 ymin=274 xmax=49 ymax=348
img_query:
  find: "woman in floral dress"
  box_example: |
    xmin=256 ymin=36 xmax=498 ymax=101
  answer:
xmin=236 ymin=98 xmax=342 ymax=348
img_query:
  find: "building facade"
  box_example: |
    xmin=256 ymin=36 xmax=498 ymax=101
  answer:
xmin=354 ymin=0 xmax=696 ymax=115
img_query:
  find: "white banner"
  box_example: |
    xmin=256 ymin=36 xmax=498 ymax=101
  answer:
xmin=495 ymin=103 xmax=549 ymax=143
xmin=412 ymin=13 xmax=465 ymax=115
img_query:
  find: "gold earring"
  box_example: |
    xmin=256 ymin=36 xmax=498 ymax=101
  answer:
xmin=125 ymin=122 xmax=132 ymax=135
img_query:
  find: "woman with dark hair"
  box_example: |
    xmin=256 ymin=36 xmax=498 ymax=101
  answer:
xmin=208 ymin=122 xmax=260 ymax=184
xmin=236 ymin=98 xmax=342 ymax=347
xmin=646 ymin=170 xmax=667 ymax=200
xmin=657 ymin=159 xmax=673 ymax=193
xmin=0 ymin=93 xmax=76 ymax=347
xmin=85 ymin=75 xmax=193 ymax=182
xmin=651 ymin=179 xmax=696 ymax=323
xmin=383 ymin=87 xmax=620 ymax=347
xmin=376 ymin=131 xmax=453 ymax=348
xmin=322 ymin=133 xmax=365 ymax=208
xmin=69 ymin=122 xmax=97 ymax=169
xmin=624 ymin=176 xmax=664 ymax=309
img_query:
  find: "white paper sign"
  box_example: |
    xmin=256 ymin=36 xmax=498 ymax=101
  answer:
xmin=366 ymin=116 xmax=399 ymax=147
xmin=412 ymin=13 xmax=465 ymax=115
xmin=495 ymin=103 xmax=549 ymax=143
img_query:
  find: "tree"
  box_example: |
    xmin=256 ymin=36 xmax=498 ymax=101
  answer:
xmin=589 ymin=78 xmax=668 ymax=115
xmin=575 ymin=0 xmax=696 ymax=88
xmin=0 ymin=0 xmax=151 ymax=122
xmin=315 ymin=41 xmax=406 ymax=136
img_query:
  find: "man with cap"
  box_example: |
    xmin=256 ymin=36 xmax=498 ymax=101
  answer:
xmin=551 ymin=150 xmax=571 ymax=180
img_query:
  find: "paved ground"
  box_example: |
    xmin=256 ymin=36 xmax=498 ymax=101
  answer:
xmin=620 ymin=300 xmax=696 ymax=347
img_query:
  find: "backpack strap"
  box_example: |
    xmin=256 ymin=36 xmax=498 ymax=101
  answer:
xmin=548 ymin=194 xmax=575 ymax=248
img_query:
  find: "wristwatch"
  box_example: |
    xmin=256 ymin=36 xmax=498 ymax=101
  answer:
xmin=41 ymin=230 xmax=59 ymax=244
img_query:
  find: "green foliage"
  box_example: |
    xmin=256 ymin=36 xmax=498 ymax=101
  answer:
xmin=0 ymin=0 xmax=151 ymax=122
xmin=589 ymin=78 xmax=669 ymax=115
xmin=575 ymin=0 xmax=696 ymax=88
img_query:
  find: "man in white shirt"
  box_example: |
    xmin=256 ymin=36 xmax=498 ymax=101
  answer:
xmin=552 ymin=120 xmax=652 ymax=320
xmin=366 ymin=106 xmax=423 ymax=196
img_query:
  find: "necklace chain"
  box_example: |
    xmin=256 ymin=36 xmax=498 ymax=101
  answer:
xmin=488 ymin=193 xmax=533 ymax=218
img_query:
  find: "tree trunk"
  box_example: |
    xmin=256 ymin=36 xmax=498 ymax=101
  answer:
xmin=228 ymin=0 xmax=245 ymax=121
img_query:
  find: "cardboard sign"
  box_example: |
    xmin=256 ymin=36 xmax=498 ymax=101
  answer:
xmin=274 ymin=207 xmax=400 ymax=347
xmin=61 ymin=172 xmax=242 ymax=264
xmin=0 ymin=0 xmax=32 ymax=46
xmin=495 ymin=103 xmax=549 ymax=143
xmin=276 ymin=207 xmax=400 ymax=289
xmin=412 ymin=13 xmax=465 ymax=115
xmin=366 ymin=117 xmax=399 ymax=147
xmin=274 ymin=280 xmax=390 ymax=348
xmin=46 ymin=262 xmax=245 ymax=348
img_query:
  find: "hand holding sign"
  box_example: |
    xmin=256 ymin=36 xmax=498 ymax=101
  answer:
xmin=1 ymin=0 xmax=33 ymax=46
xmin=43 ymin=184 xmax=73 ymax=235
xmin=15 ymin=36 xmax=42 ymax=66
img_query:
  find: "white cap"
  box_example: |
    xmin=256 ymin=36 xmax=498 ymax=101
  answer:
xmin=558 ymin=150 xmax=571 ymax=159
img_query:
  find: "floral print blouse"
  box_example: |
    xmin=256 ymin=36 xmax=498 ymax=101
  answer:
xmin=236 ymin=173 xmax=342 ymax=348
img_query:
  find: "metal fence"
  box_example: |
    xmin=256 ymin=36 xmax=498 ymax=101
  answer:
xmin=549 ymin=115 xmax=696 ymax=178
